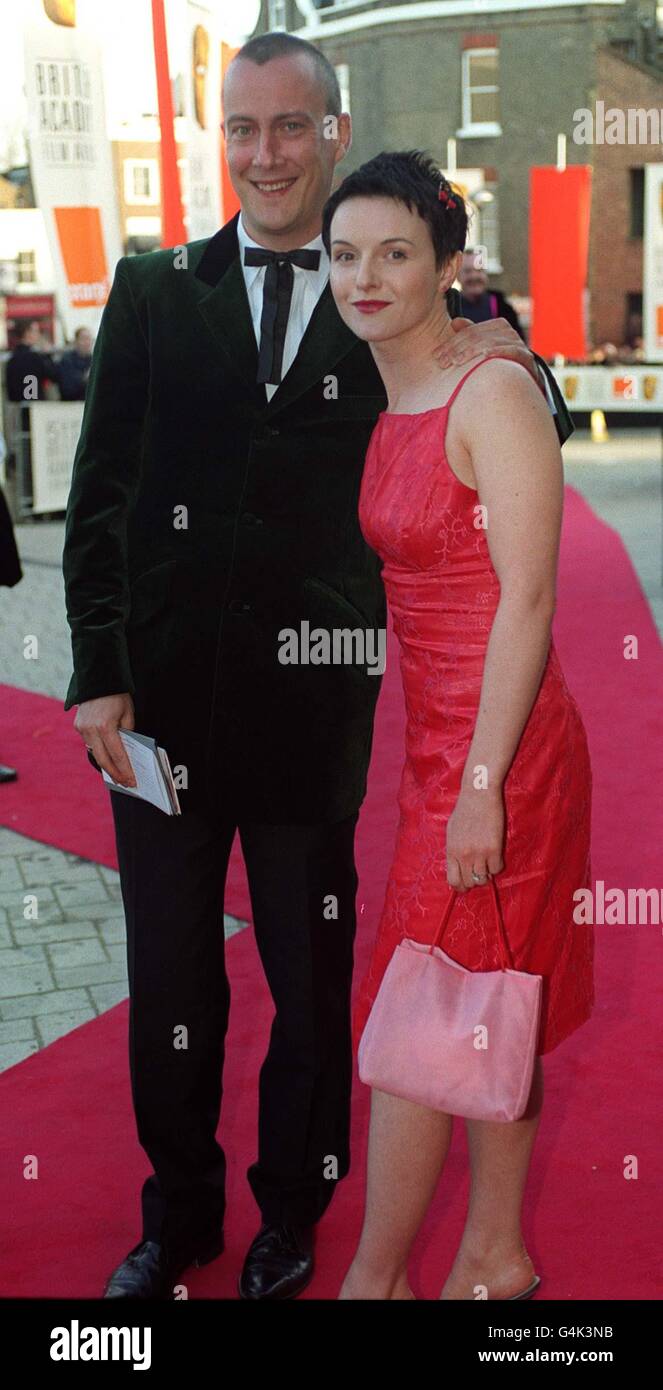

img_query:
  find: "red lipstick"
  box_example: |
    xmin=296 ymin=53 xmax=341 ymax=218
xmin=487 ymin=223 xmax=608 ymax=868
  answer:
xmin=353 ymin=301 xmax=391 ymax=313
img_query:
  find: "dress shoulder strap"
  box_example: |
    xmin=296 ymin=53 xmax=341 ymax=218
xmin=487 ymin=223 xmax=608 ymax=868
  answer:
xmin=444 ymin=353 xmax=539 ymax=411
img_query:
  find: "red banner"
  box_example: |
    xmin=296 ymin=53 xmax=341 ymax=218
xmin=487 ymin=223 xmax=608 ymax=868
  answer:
xmin=151 ymin=0 xmax=186 ymax=248
xmin=529 ymin=166 xmax=592 ymax=360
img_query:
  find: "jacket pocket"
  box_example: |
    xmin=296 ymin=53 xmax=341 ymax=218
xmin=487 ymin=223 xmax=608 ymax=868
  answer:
xmin=304 ymin=575 xmax=369 ymax=628
xmin=301 ymin=577 xmax=386 ymax=685
xmin=128 ymin=558 xmax=178 ymax=629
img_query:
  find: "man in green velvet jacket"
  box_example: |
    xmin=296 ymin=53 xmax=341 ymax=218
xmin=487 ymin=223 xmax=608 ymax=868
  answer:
xmin=62 ymin=32 xmax=573 ymax=1301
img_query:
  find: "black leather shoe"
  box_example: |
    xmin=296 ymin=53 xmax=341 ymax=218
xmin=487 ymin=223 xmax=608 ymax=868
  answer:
xmin=238 ymin=1223 xmax=314 ymax=1300
xmin=103 ymin=1230 xmax=224 ymax=1299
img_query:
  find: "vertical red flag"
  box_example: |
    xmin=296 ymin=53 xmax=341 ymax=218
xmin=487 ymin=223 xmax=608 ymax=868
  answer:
xmin=529 ymin=166 xmax=592 ymax=360
xmin=151 ymin=0 xmax=186 ymax=248
xmin=220 ymin=41 xmax=240 ymax=222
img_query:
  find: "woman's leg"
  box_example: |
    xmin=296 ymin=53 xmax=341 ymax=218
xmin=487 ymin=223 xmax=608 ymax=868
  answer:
xmin=339 ymin=1087 xmax=454 ymax=1299
xmin=439 ymin=1057 xmax=544 ymax=1299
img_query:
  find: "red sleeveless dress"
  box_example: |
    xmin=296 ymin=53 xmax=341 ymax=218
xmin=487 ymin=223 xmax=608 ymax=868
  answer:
xmin=353 ymin=357 xmax=594 ymax=1056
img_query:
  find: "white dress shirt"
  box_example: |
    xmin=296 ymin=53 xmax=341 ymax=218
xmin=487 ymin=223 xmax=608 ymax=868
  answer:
xmin=236 ymin=211 xmax=330 ymax=402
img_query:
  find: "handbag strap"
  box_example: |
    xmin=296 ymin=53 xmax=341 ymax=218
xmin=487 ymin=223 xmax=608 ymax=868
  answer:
xmin=429 ymin=876 xmax=514 ymax=971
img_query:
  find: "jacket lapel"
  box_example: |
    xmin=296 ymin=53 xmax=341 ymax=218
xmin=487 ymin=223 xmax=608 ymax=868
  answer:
xmin=194 ymin=211 xmax=359 ymax=417
xmin=194 ymin=212 xmax=264 ymax=410
xmin=264 ymin=280 xmax=359 ymax=418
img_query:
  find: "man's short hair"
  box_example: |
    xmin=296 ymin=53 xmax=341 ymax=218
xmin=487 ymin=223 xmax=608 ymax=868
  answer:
xmin=225 ymin=31 xmax=341 ymax=118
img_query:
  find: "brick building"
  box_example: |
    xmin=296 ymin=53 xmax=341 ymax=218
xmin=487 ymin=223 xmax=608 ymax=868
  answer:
xmin=258 ymin=0 xmax=663 ymax=349
xmin=590 ymin=44 xmax=663 ymax=345
xmin=111 ymin=117 xmax=187 ymax=256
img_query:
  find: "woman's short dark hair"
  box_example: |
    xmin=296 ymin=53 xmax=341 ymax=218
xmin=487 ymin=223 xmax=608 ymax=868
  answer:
xmin=322 ymin=150 xmax=469 ymax=270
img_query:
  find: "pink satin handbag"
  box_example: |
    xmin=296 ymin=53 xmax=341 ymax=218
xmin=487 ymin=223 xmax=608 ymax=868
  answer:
xmin=357 ymin=877 xmax=542 ymax=1122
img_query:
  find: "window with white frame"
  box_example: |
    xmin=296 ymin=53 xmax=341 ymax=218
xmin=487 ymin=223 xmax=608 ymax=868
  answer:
xmin=335 ymin=63 xmax=350 ymax=114
xmin=124 ymin=159 xmax=160 ymax=206
xmin=268 ymin=0 xmax=287 ymax=30
xmin=459 ymin=48 xmax=501 ymax=137
xmin=16 ymin=250 xmax=37 ymax=284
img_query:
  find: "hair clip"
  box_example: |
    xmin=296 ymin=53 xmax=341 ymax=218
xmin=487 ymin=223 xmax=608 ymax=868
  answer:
xmin=438 ymin=183 xmax=456 ymax=208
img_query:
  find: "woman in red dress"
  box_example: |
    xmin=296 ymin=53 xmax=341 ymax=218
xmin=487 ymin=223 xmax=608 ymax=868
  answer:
xmin=322 ymin=151 xmax=593 ymax=1300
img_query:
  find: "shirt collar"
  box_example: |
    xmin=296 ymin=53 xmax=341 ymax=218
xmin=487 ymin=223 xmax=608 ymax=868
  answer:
xmin=237 ymin=210 xmax=328 ymax=288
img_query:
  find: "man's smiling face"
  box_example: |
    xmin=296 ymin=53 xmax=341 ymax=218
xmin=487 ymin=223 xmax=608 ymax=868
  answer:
xmin=222 ymin=53 xmax=350 ymax=248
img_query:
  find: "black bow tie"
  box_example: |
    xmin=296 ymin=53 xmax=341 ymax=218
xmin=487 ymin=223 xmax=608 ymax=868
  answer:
xmin=243 ymin=245 xmax=322 ymax=385
xmin=243 ymin=246 xmax=321 ymax=271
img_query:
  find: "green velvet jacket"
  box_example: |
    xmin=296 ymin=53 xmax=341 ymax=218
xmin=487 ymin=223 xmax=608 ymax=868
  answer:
xmin=62 ymin=211 xmax=573 ymax=823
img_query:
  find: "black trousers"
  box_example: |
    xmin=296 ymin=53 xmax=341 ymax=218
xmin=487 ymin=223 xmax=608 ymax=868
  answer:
xmin=110 ymin=788 xmax=359 ymax=1260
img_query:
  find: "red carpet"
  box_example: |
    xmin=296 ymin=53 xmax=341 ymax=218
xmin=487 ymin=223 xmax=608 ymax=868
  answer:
xmin=1 ymin=486 xmax=661 ymax=1299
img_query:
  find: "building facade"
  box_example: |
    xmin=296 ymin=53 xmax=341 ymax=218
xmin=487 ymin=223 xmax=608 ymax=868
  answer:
xmin=258 ymin=0 xmax=663 ymax=349
xmin=111 ymin=117 xmax=187 ymax=256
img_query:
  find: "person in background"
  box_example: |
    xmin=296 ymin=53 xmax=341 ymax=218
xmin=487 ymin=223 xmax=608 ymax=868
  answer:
xmin=459 ymin=250 xmax=526 ymax=342
xmin=624 ymin=311 xmax=644 ymax=360
xmin=5 ymin=320 xmax=61 ymax=402
xmin=59 ymin=327 xmax=94 ymax=401
xmin=0 ymin=451 xmax=22 ymax=783
xmin=588 ymin=343 xmax=618 ymax=365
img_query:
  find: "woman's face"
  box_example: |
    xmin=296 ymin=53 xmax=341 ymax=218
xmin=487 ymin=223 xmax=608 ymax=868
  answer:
xmin=329 ymin=195 xmax=458 ymax=344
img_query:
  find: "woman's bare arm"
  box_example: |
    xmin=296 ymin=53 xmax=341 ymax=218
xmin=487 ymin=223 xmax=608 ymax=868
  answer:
xmin=445 ymin=358 xmax=564 ymax=889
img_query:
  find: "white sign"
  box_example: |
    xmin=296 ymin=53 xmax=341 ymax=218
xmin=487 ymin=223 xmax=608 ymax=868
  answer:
xmin=643 ymin=164 xmax=663 ymax=363
xmin=24 ymin=15 xmax=123 ymax=340
xmin=30 ymin=401 xmax=84 ymax=512
xmin=552 ymin=364 xmax=663 ymax=412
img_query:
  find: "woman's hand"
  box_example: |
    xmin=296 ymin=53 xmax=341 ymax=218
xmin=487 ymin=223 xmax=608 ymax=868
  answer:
xmin=446 ymin=785 xmax=505 ymax=891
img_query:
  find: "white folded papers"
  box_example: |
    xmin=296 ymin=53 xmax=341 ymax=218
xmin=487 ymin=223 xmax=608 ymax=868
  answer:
xmin=101 ymin=729 xmax=181 ymax=815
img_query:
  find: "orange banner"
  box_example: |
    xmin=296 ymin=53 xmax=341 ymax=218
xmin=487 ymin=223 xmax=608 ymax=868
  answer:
xmin=53 ymin=207 xmax=108 ymax=307
xmin=529 ymin=166 xmax=592 ymax=360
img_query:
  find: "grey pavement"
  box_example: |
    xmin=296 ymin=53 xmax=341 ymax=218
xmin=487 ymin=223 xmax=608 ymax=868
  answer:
xmin=0 ymin=825 xmax=246 ymax=1069
xmin=0 ymin=427 xmax=661 ymax=1070
xmin=562 ymin=428 xmax=663 ymax=637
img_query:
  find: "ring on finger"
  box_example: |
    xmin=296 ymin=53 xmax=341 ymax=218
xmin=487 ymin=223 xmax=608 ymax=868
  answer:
xmin=471 ymin=868 xmax=488 ymax=883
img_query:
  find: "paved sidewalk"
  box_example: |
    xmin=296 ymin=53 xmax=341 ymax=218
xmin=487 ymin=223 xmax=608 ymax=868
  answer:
xmin=0 ymin=428 xmax=661 ymax=1070
xmin=562 ymin=429 xmax=663 ymax=637
xmin=0 ymin=825 xmax=245 ymax=1070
